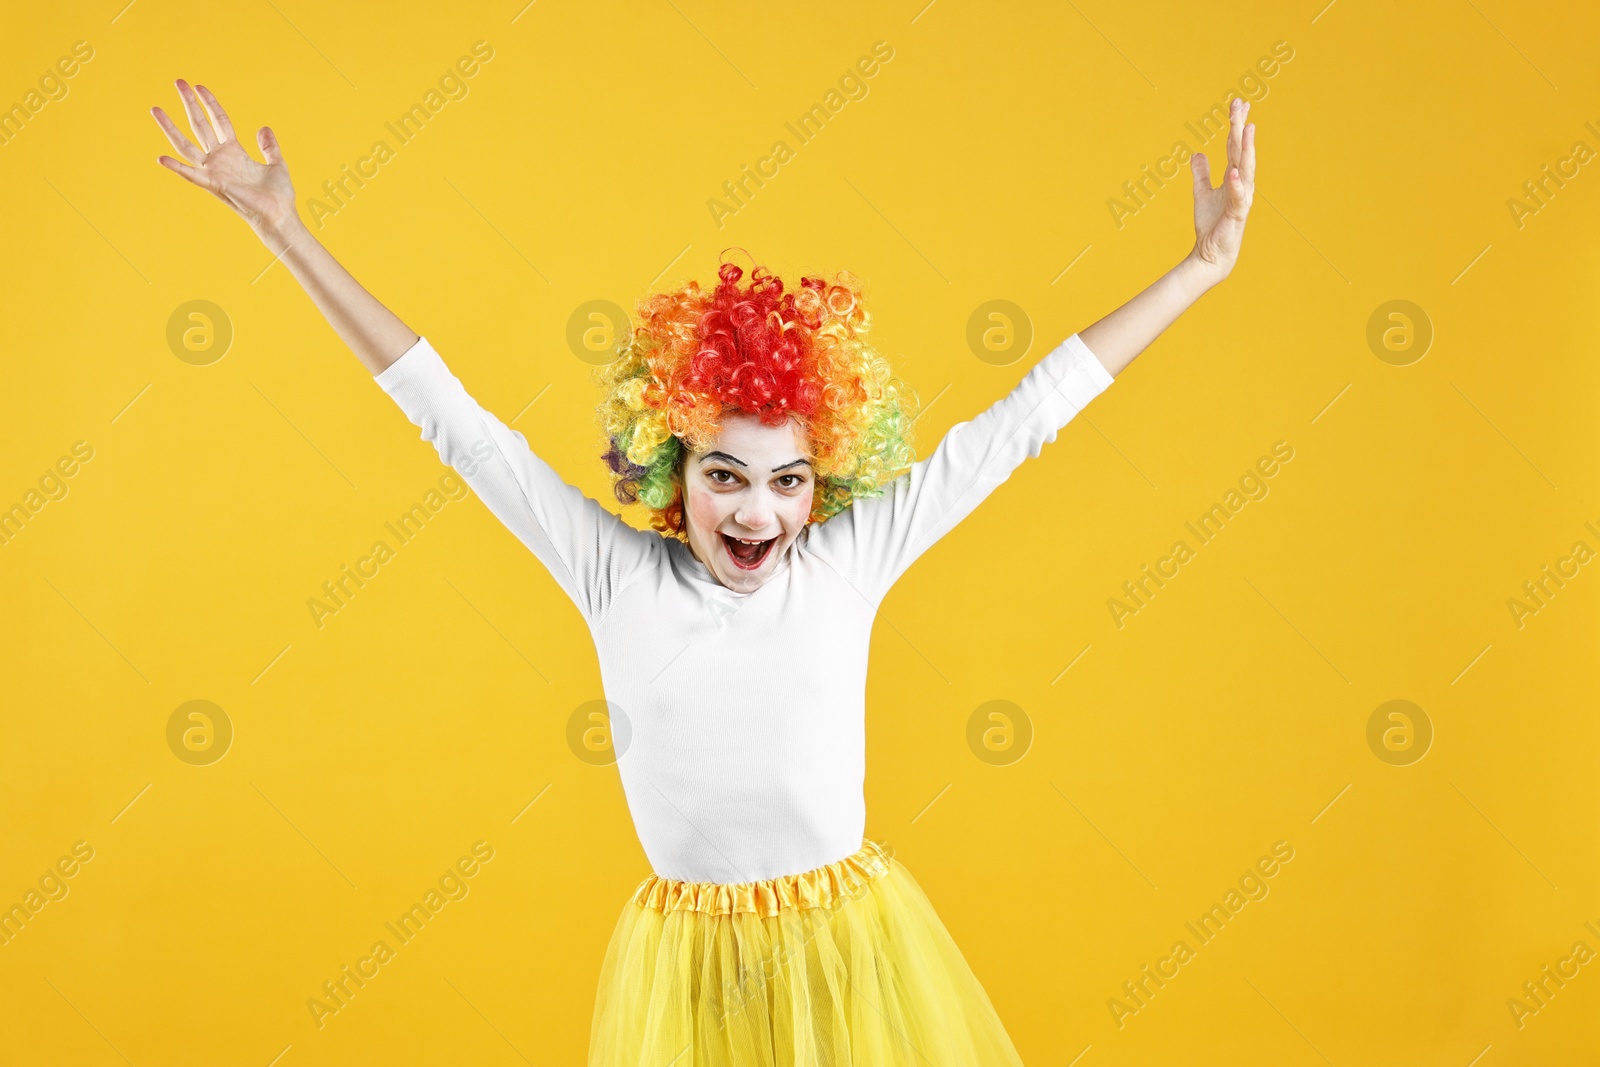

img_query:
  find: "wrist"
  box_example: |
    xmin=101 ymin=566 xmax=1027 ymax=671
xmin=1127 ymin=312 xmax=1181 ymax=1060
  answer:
xmin=254 ymin=211 xmax=309 ymax=255
xmin=1176 ymin=252 xmax=1225 ymax=299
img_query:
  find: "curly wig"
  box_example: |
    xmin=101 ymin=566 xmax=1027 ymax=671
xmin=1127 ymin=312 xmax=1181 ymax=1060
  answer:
xmin=594 ymin=255 xmax=919 ymax=539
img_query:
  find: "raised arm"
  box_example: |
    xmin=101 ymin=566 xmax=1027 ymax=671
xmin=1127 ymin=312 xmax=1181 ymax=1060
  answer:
xmin=1081 ymin=97 xmax=1256 ymax=374
xmin=807 ymin=98 xmax=1258 ymax=604
xmin=151 ymin=80 xmax=415 ymax=373
xmin=804 ymin=331 xmax=1116 ymax=604
xmin=151 ymin=80 xmax=659 ymax=625
xmin=372 ymin=335 xmax=661 ymax=624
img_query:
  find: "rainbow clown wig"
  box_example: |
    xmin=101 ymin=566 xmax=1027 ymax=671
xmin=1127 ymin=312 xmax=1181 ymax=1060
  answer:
xmin=595 ymin=256 xmax=919 ymax=539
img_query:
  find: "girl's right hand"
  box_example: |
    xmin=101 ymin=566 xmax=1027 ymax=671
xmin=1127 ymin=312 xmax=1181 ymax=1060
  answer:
xmin=151 ymin=80 xmax=298 ymax=237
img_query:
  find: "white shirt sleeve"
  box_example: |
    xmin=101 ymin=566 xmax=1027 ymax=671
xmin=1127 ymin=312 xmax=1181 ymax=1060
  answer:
xmin=374 ymin=335 xmax=661 ymax=626
xmin=806 ymin=332 xmax=1116 ymax=605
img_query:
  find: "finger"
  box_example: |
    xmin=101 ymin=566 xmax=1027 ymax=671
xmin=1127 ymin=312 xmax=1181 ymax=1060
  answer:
xmin=1225 ymin=102 xmax=1237 ymax=173
xmin=1226 ymin=98 xmax=1246 ymax=173
xmin=1241 ymin=122 xmax=1256 ymax=186
xmin=1226 ymin=159 xmax=1253 ymax=219
xmin=1190 ymin=150 xmax=1214 ymax=196
xmin=175 ymin=79 xmax=219 ymax=152
xmin=193 ymin=84 xmax=236 ymax=142
xmin=150 ymin=106 xmax=205 ymax=164
xmin=157 ymin=154 xmax=221 ymax=194
xmin=257 ymin=125 xmax=284 ymax=165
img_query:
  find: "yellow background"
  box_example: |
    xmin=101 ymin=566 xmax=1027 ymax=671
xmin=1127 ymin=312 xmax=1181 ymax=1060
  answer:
xmin=2 ymin=1 xmax=1597 ymax=1063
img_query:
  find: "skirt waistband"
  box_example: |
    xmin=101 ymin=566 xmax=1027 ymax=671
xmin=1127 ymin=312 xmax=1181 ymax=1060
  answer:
xmin=630 ymin=840 xmax=895 ymax=918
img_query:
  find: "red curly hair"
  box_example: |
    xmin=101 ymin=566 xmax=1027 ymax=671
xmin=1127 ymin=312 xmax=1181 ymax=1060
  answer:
xmin=594 ymin=253 xmax=917 ymax=538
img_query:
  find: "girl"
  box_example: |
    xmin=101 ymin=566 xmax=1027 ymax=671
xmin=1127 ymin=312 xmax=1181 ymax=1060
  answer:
xmin=151 ymin=80 xmax=1255 ymax=1065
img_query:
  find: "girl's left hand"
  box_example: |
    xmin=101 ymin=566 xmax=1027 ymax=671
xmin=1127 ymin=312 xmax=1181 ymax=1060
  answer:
xmin=1188 ymin=97 xmax=1256 ymax=284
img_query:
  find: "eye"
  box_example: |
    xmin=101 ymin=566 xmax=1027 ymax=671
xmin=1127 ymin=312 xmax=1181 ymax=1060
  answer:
xmin=777 ymin=474 xmax=807 ymax=489
xmin=707 ymin=469 xmax=739 ymax=485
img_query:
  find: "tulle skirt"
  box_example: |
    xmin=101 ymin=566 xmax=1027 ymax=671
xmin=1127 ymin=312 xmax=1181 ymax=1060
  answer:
xmin=588 ymin=839 xmax=1024 ymax=1066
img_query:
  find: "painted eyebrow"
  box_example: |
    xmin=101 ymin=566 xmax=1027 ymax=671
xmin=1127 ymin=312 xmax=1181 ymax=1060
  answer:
xmin=699 ymin=450 xmax=812 ymax=473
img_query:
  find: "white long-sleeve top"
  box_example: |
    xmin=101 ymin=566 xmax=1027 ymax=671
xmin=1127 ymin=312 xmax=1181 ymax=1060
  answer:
xmin=376 ymin=332 xmax=1116 ymax=883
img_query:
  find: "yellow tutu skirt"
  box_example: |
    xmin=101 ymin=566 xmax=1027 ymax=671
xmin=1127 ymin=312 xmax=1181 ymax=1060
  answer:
xmin=588 ymin=839 xmax=1024 ymax=1065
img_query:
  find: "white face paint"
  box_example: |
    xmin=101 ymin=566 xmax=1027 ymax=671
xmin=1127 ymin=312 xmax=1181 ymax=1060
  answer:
xmin=682 ymin=411 xmax=815 ymax=593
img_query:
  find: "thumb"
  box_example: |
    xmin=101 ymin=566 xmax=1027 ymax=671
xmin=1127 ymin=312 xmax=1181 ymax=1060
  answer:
xmin=1190 ymin=151 xmax=1212 ymax=197
xmin=1225 ymin=166 xmax=1252 ymax=218
xmin=257 ymin=126 xmax=284 ymax=165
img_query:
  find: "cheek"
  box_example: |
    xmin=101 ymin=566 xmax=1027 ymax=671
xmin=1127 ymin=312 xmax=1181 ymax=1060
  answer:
xmin=784 ymin=490 xmax=815 ymax=527
xmin=686 ymin=485 xmax=726 ymax=533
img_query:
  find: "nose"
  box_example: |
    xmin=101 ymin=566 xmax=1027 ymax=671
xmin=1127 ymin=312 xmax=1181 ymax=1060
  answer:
xmin=732 ymin=490 xmax=777 ymax=534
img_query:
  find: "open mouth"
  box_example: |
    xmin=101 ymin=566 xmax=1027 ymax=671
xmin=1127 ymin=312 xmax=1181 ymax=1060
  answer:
xmin=720 ymin=532 xmax=777 ymax=571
